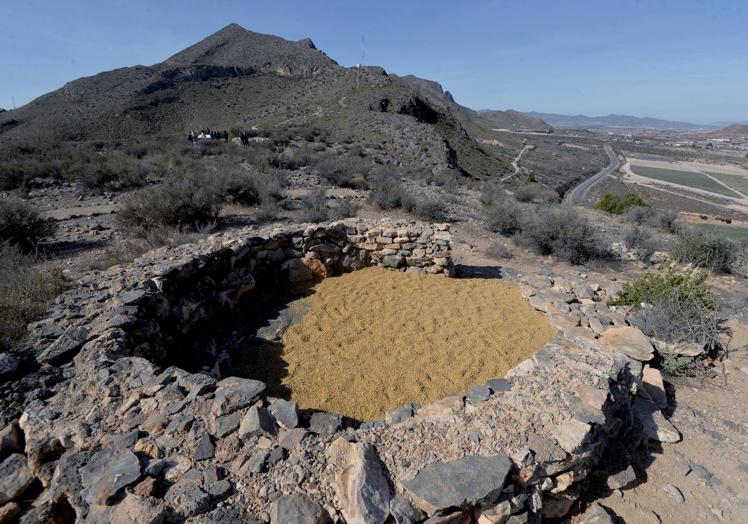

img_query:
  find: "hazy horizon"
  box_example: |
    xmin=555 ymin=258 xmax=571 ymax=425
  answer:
xmin=2 ymin=0 xmax=747 ymax=124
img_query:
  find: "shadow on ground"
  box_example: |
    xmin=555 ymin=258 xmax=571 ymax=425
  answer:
xmin=454 ymin=263 xmax=504 ymax=279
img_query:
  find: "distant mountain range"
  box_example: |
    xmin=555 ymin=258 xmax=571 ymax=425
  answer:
xmin=522 ymin=112 xmax=719 ymax=131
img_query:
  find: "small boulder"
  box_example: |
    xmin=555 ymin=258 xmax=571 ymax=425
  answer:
xmin=211 ymin=377 xmax=265 ymax=417
xmin=238 ymin=406 xmax=277 ymax=439
xmin=600 ymin=326 xmax=654 ymax=362
xmin=389 ymin=495 xmax=424 ymax=524
xmin=110 ymin=493 xmax=168 ymax=524
xmin=642 ymin=365 xmax=667 ymax=409
xmin=606 ymin=465 xmax=637 ymax=490
xmin=309 ymin=412 xmax=343 ymax=436
xmin=0 ymin=353 xmax=18 ymax=378
xmin=193 ymin=433 xmax=215 ymax=461
xmin=333 ymin=441 xmax=392 ymax=524
xmin=403 ymin=454 xmax=512 ymax=515
xmin=662 ymin=484 xmax=685 ymax=504
xmin=269 ymin=399 xmax=299 ymax=429
xmin=466 ymin=384 xmax=491 ymax=403
xmin=270 ymin=493 xmax=331 ymax=524
xmin=166 ymin=482 xmax=210 ymax=518
xmin=552 ymin=419 xmax=592 ymax=454
xmin=279 ymin=428 xmax=308 ymax=450
xmin=634 ymin=398 xmax=680 ymax=443
xmin=81 ymin=449 xmax=141 ymax=505
xmin=0 ymin=454 xmax=35 ymax=505
xmin=37 ymin=326 xmax=89 ymax=365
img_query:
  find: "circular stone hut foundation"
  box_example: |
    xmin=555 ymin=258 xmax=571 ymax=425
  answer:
xmin=246 ymin=267 xmax=555 ymax=420
xmin=1 ymin=219 xmax=665 ymax=523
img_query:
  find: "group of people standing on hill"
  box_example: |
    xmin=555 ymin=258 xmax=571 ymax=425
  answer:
xmin=187 ymin=128 xmax=229 ymax=143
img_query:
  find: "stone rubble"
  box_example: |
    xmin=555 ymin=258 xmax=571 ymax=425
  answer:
xmin=0 ymin=220 xmax=688 ymax=522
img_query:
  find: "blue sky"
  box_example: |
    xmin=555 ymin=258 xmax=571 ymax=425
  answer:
xmin=1 ymin=0 xmax=747 ymax=123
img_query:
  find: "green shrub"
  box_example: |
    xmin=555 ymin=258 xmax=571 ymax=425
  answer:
xmin=0 ymin=243 xmax=67 ymax=345
xmin=118 ymin=176 xmax=222 ymax=232
xmin=514 ymin=206 xmax=607 ymax=264
xmin=669 ymin=227 xmax=744 ymax=274
xmin=609 ymin=269 xmax=714 ymax=309
xmin=659 ymin=351 xmax=696 ymax=376
xmin=0 ymin=199 xmax=56 ymax=252
xmin=596 ymin=192 xmax=646 ymax=214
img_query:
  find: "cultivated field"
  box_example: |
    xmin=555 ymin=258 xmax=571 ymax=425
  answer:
xmin=705 ymin=171 xmax=748 ymax=196
xmin=692 ymin=222 xmax=748 ymax=242
xmin=630 ymin=164 xmax=742 ymax=199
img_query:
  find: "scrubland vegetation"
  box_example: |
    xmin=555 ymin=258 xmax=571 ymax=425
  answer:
xmin=595 ymin=192 xmax=647 ymax=214
xmin=610 ymin=269 xmax=718 ymax=374
xmin=483 ymin=188 xmax=608 ymax=265
xmin=0 ymin=243 xmax=67 ymax=349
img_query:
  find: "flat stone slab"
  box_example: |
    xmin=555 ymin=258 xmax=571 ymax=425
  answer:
xmin=402 ymin=454 xmax=512 ymax=515
xmin=600 ymin=326 xmax=654 ymax=362
xmin=81 ymin=449 xmax=141 ymax=505
xmin=211 ymin=377 xmax=266 ymax=416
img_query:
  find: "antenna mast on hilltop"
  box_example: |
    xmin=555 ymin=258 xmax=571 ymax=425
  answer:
xmin=11 ymin=97 xmax=16 ymax=110
xmin=360 ymin=34 xmax=365 ymax=67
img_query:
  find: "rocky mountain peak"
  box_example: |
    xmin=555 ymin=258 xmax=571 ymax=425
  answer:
xmin=162 ymin=23 xmax=337 ymax=72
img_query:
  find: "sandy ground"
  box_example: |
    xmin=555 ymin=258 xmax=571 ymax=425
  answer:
xmin=271 ymin=267 xmax=555 ymax=421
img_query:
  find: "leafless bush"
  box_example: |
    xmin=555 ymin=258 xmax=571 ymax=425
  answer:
xmin=330 ymin=199 xmax=360 ymax=220
xmin=369 ymin=178 xmax=403 ymax=210
xmin=118 ymin=175 xmax=222 ymax=233
xmin=670 ymin=227 xmax=745 ymax=275
xmin=630 ymin=290 xmax=719 ymax=349
xmin=0 ymin=198 xmax=56 ymax=252
xmin=484 ymin=195 xmax=522 ymax=235
xmin=1 ymin=243 xmax=67 ymax=346
xmin=513 ymin=205 xmax=609 ymax=264
xmin=626 ymin=206 xmax=678 ymax=232
xmin=486 ymin=241 xmax=513 ymax=259
xmin=301 ymin=189 xmax=329 ymax=222
xmin=86 ymin=239 xmax=151 ymax=271
xmin=411 ymin=195 xmax=447 ymax=221
xmin=513 ymin=183 xmax=559 ymax=204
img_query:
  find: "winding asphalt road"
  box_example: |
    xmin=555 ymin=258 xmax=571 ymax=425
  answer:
xmin=564 ymin=143 xmax=620 ymax=204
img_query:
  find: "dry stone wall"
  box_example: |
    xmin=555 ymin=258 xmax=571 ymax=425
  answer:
xmin=0 ymin=220 xmax=676 ymax=523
